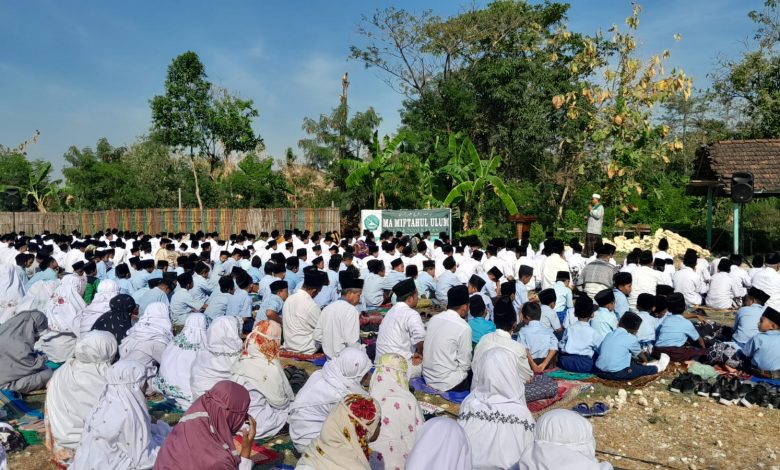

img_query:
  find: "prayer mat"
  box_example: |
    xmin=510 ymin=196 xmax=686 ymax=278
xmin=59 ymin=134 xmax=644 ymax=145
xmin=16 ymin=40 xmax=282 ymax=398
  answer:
xmin=279 ymin=349 xmax=328 ymax=366
xmin=409 ymin=376 xmax=470 ymax=404
xmin=147 ymin=398 xmax=184 ymax=414
xmin=359 ymin=312 xmax=385 ymax=326
xmin=529 ymin=380 xmax=592 ymax=417
xmin=544 ymin=369 xmax=594 ymax=381
xmin=0 ymin=390 xmax=44 ymax=421
xmin=233 ymin=435 xmax=281 ymax=465
xmin=749 ymin=376 xmax=780 ymax=387
xmin=586 ymin=373 xmax=660 ymax=389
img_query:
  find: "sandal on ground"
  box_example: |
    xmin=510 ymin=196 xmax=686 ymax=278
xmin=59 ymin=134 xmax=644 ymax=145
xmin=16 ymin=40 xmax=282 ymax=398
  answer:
xmin=571 ymin=402 xmax=592 ymax=417
xmin=590 ymin=402 xmax=610 ymax=417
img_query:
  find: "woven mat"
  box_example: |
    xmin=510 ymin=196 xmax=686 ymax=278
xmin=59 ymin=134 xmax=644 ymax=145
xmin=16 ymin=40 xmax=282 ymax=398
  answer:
xmin=279 ymin=349 xmax=327 ymax=366
xmin=529 ymin=380 xmax=591 ymax=417
xmin=585 ymin=373 xmax=660 ymax=389
xmin=233 ymin=435 xmax=281 ymax=465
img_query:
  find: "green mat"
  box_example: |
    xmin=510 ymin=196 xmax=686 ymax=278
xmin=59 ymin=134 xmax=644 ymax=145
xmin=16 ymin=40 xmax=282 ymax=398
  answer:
xmin=545 ymin=369 xmax=594 ymax=381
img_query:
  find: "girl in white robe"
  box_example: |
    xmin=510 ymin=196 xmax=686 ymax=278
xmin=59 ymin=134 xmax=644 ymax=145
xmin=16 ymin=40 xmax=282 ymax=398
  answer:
xmin=45 ymin=330 xmax=118 ymax=463
xmin=76 ymin=279 xmax=119 ymax=335
xmin=118 ymin=302 xmax=173 ymax=374
xmin=514 ymin=409 xmax=613 ymax=470
xmin=0 ymin=264 xmax=25 ymax=324
xmin=70 ymin=360 xmax=169 ymax=470
xmin=288 ymin=346 xmax=371 ymax=453
xmin=231 ymin=319 xmax=294 ymax=439
xmin=189 ymin=315 xmax=243 ymax=401
xmin=406 ymin=417 xmax=473 ymax=470
xmin=153 ymin=312 xmax=207 ymax=409
xmin=38 ymin=276 xmax=84 ymax=362
xmin=458 ymin=347 xmax=535 ymax=470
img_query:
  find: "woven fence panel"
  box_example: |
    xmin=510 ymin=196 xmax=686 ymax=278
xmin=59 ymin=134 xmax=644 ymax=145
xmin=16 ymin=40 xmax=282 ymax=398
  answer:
xmin=0 ymin=208 xmax=340 ymax=235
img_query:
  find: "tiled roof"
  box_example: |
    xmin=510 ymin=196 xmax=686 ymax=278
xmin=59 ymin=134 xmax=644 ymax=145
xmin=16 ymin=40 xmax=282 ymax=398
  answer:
xmin=693 ymin=140 xmax=780 ymax=195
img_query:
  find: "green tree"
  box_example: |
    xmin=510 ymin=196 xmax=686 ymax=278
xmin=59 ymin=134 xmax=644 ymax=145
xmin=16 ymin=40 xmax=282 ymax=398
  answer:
xmin=150 ymin=51 xmax=262 ymax=209
xmin=220 ymin=154 xmax=290 ymax=208
xmin=341 ymin=132 xmax=408 ymax=209
xmin=440 ymin=133 xmax=518 ymax=232
xmin=299 ymin=104 xmax=381 ymax=171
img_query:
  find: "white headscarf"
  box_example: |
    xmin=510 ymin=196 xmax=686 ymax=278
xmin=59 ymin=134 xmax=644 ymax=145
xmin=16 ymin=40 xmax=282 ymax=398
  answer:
xmin=369 ymin=353 xmax=424 ymax=470
xmin=45 ymin=275 xmax=86 ymax=333
xmin=70 ymin=360 xmax=168 ymax=470
xmin=15 ymin=280 xmax=57 ymax=314
xmin=118 ymin=302 xmax=173 ymax=371
xmin=0 ymin=264 xmax=26 ymax=324
xmin=45 ymin=331 xmax=117 ymax=454
xmin=189 ymin=316 xmax=242 ymax=401
xmin=154 ymin=312 xmax=208 ymax=408
xmin=77 ymin=279 xmax=119 ymax=336
xmin=459 ymin=347 xmax=535 ymax=470
xmin=406 ymin=417 xmax=473 ymax=470
xmin=515 ymin=409 xmax=613 ymax=470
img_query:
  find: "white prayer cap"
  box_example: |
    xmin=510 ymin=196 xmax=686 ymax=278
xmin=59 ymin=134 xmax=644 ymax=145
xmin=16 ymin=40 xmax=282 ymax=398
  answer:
xmin=592 ymin=194 xmax=601 ymax=199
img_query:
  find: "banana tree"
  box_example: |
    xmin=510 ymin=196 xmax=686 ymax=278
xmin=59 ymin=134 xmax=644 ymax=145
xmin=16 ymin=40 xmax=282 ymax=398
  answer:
xmin=441 ymin=134 xmax=518 ymax=231
xmin=341 ymin=131 xmax=407 ymax=209
xmin=19 ymin=161 xmax=62 ymax=212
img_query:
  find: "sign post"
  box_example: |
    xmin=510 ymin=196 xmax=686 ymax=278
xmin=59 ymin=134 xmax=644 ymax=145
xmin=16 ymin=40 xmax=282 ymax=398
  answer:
xmin=361 ymin=209 xmax=452 ymax=240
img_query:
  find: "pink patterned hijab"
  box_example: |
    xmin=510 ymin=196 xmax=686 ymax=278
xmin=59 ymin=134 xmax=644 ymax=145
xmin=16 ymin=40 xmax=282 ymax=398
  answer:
xmin=153 ymin=380 xmax=250 ymax=470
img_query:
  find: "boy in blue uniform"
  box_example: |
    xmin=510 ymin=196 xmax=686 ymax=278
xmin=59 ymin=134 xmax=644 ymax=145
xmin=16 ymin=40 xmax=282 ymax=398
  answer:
xmin=635 ymin=293 xmax=658 ymax=353
xmin=468 ymin=275 xmax=493 ymax=321
xmin=595 ymin=312 xmax=670 ymax=380
xmin=732 ymin=287 xmax=769 ymax=350
xmin=613 ymin=272 xmax=632 ymax=318
xmin=741 ymin=306 xmax=780 ymax=378
xmin=537 ymin=288 xmax=563 ymax=336
xmin=258 ymin=280 xmax=288 ymax=325
xmin=653 ymin=292 xmax=707 ymax=362
xmin=559 ymin=295 xmax=600 ymax=373
xmin=517 ymin=302 xmax=558 ymax=370
xmin=417 ymin=260 xmax=437 ymax=299
xmin=590 ymin=289 xmax=618 ymax=343
xmin=553 ymin=271 xmax=574 ymax=327
xmin=468 ymin=295 xmax=495 ymax=345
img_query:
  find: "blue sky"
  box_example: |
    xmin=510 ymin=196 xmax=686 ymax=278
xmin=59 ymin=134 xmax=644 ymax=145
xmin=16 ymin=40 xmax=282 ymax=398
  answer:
xmin=0 ymin=0 xmax=763 ymax=174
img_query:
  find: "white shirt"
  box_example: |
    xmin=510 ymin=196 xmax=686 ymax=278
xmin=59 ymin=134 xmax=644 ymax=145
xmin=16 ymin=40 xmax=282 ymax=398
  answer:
xmin=313 ymin=299 xmax=360 ymax=358
xmin=282 ymin=290 xmax=321 ymax=354
xmin=729 ymin=265 xmax=752 ymax=298
xmin=673 ymin=266 xmax=703 ymax=306
xmin=422 ymin=310 xmax=472 ymax=391
xmin=375 ymin=302 xmax=426 ymax=362
xmin=472 ymin=329 xmax=533 ymax=383
xmin=753 ymin=267 xmax=780 ymax=303
xmin=455 ymin=257 xmax=481 ymax=284
xmin=707 ymin=272 xmax=740 ymax=309
xmin=541 ymin=254 xmax=570 ymax=290
xmin=628 ymin=266 xmax=663 ymax=311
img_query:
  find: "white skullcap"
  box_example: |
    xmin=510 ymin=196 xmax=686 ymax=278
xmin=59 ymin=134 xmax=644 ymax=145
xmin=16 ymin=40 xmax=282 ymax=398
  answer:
xmin=592 ymin=194 xmax=601 ymax=199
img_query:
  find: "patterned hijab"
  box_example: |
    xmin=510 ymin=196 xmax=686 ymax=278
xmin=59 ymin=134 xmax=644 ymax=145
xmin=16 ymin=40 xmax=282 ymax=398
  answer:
xmin=297 ymin=394 xmax=381 ymax=470
xmin=91 ymin=294 xmax=136 ymax=346
xmin=231 ymin=320 xmax=293 ymax=408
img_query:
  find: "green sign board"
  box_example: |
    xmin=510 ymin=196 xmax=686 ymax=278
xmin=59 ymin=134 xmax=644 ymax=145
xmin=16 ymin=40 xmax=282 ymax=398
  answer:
xmin=361 ymin=209 xmax=452 ymax=239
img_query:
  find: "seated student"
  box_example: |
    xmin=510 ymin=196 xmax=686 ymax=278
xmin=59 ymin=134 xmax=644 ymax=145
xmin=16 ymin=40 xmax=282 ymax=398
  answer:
xmin=706 ymin=259 xmax=740 ymax=309
xmin=406 ymin=417 xmax=473 ymax=470
xmin=537 ymin=288 xmax=563 ymax=335
xmin=613 ymin=272 xmax=632 ymax=318
xmin=553 ymin=271 xmax=574 ymax=327
xmin=189 ymin=316 xmax=243 ymax=401
xmin=0 ymin=310 xmax=52 ymax=393
xmin=169 ymin=272 xmax=205 ymax=326
xmin=594 ymin=312 xmax=670 ymax=380
xmin=363 ymin=259 xmax=389 ymax=308
xmin=435 ymin=256 xmax=462 ymax=306
xmin=313 ymin=272 xmax=364 ymax=359
xmin=118 ymin=302 xmax=173 ymax=373
xmin=732 ymin=287 xmax=770 ymax=350
xmin=653 ymin=293 xmax=708 ymax=362
xmin=514 ymin=265 xmax=535 ymax=314
xmin=417 ymin=260 xmax=437 ymax=299
xmin=468 ymin=295 xmax=496 ymax=345
xmin=516 ymin=409 xmax=615 ymax=470
xmin=423 ymin=285 xmax=473 ymax=392
xmin=153 ymin=313 xmax=207 ymax=410
xmin=485 ymin=265 xmax=503 ymax=296
xmin=468 ymin=274 xmax=493 ymax=321
xmin=740 ymin=306 xmax=780 ymax=378
xmin=559 ymin=296 xmax=600 ymax=373
xmin=635 ymin=293 xmax=659 ymax=353
xmin=257 ymin=280 xmax=288 ymax=325
xmin=517 ymin=303 xmax=558 ymax=370
xmin=590 ymin=289 xmax=618 ymax=343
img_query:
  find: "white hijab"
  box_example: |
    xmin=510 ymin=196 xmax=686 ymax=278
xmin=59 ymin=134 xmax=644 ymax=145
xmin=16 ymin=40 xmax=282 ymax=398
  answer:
xmin=70 ymin=360 xmax=166 ymax=470
xmin=45 ymin=275 xmax=86 ymax=333
xmin=514 ymin=409 xmax=613 ymax=470
xmin=459 ymin=347 xmax=535 ymax=470
xmin=15 ymin=280 xmax=58 ymax=314
xmin=77 ymin=279 xmax=119 ymax=336
xmin=0 ymin=264 xmax=27 ymax=324
xmin=291 ymin=346 xmax=371 ymax=410
xmin=189 ymin=316 xmax=243 ymax=401
xmin=46 ymin=331 xmax=117 ymax=451
xmin=118 ymin=302 xmax=173 ymax=371
xmin=154 ymin=312 xmax=207 ymax=408
xmin=406 ymin=417 xmax=473 ymax=470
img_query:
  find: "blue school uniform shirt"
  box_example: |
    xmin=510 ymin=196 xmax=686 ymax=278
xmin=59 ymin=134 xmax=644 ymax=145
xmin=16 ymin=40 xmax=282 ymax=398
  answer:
xmin=96 ymin=260 xmax=108 ymax=281
xmin=742 ymin=330 xmax=780 ymax=371
xmin=138 ymin=287 xmax=169 ymax=316
xmin=170 ymin=288 xmax=205 ymax=326
xmin=732 ymin=304 xmax=765 ymax=349
xmin=192 ymin=273 xmax=215 ymax=304
xmin=435 ymin=271 xmax=462 ymax=305
xmin=590 ymin=307 xmax=618 ymax=342
xmin=384 ymin=270 xmax=406 ymax=291
xmin=517 ymin=320 xmax=558 ymax=359
xmin=258 ymin=275 xmax=276 ymax=302
xmin=130 ymin=270 xmax=151 ymax=291
xmin=561 ymin=321 xmax=600 ymax=357
xmin=285 ymin=270 xmax=301 ymax=293
xmin=469 ymin=317 xmax=496 ymax=344
xmin=204 ymin=291 xmax=232 ymax=321
xmin=596 ymin=327 xmax=641 ymax=372
xmin=540 ymin=304 xmax=562 ymax=331
xmin=636 ymin=311 xmax=658 ymax=343
xmin=247 ymin=266 xmax=263 ymax=284
xmin=553 ymin=281 xmax=574 ymax=317
xmin=258 ymin=293 xmax=283 ymax=323
xmin=116 ymin=278 xmax=135 ymax=296
xmin=363 ymin=273 xmax=386 ymax=308
xmin=25 ymin=267 xmax=57 ymax=290
xmin=479 ymin=273 xmax=497 ymax=299
xmin=613 ymin=289 xmax=630 ymax=319
xmin=226 ymin=288 xmax=253 ymax=318
xmin=513 ymin=282 xmax=529 ymax=314
xmin=416 ymin=271 xmax=436 ymax=298
xmin=654 ymin=314 xmax=700 ymax=348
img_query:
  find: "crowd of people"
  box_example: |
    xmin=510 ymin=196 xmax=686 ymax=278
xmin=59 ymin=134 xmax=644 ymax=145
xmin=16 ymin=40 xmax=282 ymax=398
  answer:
xmin=0 ymin=224 xmax=777 ymax=469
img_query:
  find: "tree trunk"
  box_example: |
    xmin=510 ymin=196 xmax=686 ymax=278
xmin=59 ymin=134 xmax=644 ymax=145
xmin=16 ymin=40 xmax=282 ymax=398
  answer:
xmin=190 ymin=154 xmax=203 ymax=210
xmin=462 ymin=210 xmax=471 ymax=232
xmin=557 ymin=184 xmax=570 ymax=222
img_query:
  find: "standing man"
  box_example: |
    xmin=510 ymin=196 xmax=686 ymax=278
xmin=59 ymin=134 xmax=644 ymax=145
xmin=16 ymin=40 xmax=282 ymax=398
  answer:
xmin=585 ymin=193 xmax=604 ymax=257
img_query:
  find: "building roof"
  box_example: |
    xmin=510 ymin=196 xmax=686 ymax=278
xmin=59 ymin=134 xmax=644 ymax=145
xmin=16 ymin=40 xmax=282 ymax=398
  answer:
xmin=691 ymin=139 xmax=780 ymax=196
